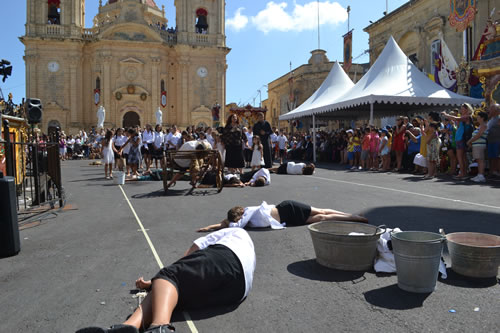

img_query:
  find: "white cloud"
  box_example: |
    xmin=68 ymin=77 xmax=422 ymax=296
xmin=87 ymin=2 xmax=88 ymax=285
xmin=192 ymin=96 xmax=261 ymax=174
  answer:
xmin=250 ymin=1 xmax=348 ymax=34
xmin=226 ymin=7 xmax=249 ymax=31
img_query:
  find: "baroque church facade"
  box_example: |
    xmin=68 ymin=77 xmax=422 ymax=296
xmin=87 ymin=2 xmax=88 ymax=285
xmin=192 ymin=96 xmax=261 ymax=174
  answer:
xmin=21 ymin=0 xmax=228 ymax=134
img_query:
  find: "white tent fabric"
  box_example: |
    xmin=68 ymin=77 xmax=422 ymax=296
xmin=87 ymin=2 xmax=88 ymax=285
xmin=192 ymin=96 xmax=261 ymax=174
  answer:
xmin=279 ymin=36 xmax=483 ymax=121
xmin=280 ymin=62 xmax=354 ymax=120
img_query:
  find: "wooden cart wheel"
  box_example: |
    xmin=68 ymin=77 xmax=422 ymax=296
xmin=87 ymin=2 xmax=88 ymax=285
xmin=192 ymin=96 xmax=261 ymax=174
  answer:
xmin=215 ymin=151 xmax=224 ymax=193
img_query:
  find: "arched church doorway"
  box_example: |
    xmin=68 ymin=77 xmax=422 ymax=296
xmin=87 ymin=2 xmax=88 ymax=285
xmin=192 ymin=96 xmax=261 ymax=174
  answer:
xmin=48 ymin=120 xmax=61 ymax=140
xmin=123 ymin=111 xmax=140 ymax=128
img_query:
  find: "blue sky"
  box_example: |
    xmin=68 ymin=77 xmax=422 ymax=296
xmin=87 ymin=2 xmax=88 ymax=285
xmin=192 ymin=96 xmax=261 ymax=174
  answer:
xmin=0 ymin=0 xmax=409 ymax=106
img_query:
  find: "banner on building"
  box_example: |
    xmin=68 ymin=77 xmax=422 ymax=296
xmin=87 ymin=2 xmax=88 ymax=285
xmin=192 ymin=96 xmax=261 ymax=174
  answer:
xmin=449 ymin=0 xmax=476 ymax=32
xmin=343 ymin=31 xmax=353 ymax=72
xmin=434 ymin=36 xmax=458 ymax=92
xmin=161 ymin=90 xmax=167 ymax=107
xmin=94 ymin=89 xmax=100 ymax=105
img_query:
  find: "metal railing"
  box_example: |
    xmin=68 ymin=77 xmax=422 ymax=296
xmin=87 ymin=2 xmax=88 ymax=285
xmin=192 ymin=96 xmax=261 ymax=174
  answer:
xmin=1 ymin=121 xmax=64 ymax=214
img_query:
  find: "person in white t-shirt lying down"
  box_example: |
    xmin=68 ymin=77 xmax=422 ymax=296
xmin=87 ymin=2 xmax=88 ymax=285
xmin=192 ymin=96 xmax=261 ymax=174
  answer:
xmin=76 ymin=228 xmax=255 ymax=333
xmin=269 ymin=161 xmax=315 ymax=175
xmin=197 ymin=200 xmax=368 ymax=232
xmin=238 ymin=167 xmax=271 ymax=187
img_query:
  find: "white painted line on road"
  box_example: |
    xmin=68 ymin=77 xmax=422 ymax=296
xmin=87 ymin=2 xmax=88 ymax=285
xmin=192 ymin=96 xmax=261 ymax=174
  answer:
xmin=118 ymin=185 xmax=199 ymax=333
xmin=310 ymin=176 xmax=500 ymax=211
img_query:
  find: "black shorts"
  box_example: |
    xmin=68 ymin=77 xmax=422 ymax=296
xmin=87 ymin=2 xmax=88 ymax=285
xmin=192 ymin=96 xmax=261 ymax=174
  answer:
xmin=123 ymin=153 xmax=129 ymax=161
xmin=279 ymin=149 xmax=286 ymax=158
xmin=276 ymin=200 xmax=312 ymax=226
xmin=152 ymin=147 xmax=164 ymax=160
xmin=114 ymin=145 xmax=122 ymax=159
xmin=141 ymin=144 xmax=154 ymax=156
xmin=153 ymin=244 xmax=245 ymax=310
xmin=277 ymin=163 xmax=288 ymax=174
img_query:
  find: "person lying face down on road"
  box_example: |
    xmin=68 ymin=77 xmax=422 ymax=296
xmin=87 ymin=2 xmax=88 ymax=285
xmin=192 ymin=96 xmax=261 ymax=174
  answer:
xmin=197 ymin=200 xmax=368 ymax=232
xmin=76 ymin=228 xmax=256 ymax=333
xmin=269 ymin=162 xmax=315 ymax=175
xmin=238 ymin=167 xmax=271 ymax=187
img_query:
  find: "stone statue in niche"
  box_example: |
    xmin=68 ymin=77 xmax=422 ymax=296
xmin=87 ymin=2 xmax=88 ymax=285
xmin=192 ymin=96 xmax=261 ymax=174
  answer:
xmin=97 ymin=106 xmax=106 ymax=128
xmin=156 ymin=107 xmax=163 ymax=125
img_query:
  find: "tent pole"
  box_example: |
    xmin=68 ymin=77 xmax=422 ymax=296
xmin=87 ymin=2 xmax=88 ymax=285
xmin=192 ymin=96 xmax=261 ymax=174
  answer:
xmin=313 ymin=115 xmax=317 ymax=163
xmin=369 ymin=102 xmax=374 ymax=126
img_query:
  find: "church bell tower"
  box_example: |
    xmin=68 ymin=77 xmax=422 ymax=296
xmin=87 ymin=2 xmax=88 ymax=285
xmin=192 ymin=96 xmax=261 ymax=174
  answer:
xmin=26 ymin=0 xmax=85 ymax=38
xmin=174 ymin=0 xmax=226 ymax=47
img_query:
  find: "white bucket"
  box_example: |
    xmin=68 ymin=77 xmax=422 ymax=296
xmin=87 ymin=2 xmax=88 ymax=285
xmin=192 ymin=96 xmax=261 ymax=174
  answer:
xmin=114 ymin=171 xmax=125 ymax=185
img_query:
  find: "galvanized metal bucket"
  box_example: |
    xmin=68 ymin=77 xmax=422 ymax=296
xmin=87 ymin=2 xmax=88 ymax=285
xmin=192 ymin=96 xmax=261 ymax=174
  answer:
xmin=446 ymin=232 xmax=500 ymax=278
xmin=308 ymin=222 xmax=385 ymax=271
xmin=391 ymin=231 xmax=446 ymax=293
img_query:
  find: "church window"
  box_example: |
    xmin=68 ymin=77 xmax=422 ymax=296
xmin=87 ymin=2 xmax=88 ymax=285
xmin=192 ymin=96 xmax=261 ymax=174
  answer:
xmin=96 ymin=77 xmax=101 ymax=90
xmin=161 ymin=80 xmax=165 ymax=91
xmin=48 ymin=0 xmax=61 ymax=25
xmin=195 ymin=8 xmax=208 ymax=34
xmin=430 ymin=39 xmax=441 ymax=74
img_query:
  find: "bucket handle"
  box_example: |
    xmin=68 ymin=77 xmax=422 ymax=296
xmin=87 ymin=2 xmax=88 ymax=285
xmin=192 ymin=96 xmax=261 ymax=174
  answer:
xmin=373 ymin=224 xmax=386 ymax=236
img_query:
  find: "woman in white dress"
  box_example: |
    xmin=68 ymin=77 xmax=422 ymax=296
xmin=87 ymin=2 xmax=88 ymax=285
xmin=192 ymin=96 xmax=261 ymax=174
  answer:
xmin=101 ymin=130 xmax=115 ymax=179
xmin=250 ymin=135 xmax=264 ymax=171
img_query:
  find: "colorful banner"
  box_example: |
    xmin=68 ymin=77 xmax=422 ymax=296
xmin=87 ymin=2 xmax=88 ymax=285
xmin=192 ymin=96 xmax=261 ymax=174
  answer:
xmin=434 ymin=37 xmax=458 ymax=92
xmin=343 ymin=31 xmax=352 ymax=72
xmin=161 ymin=90 xmax=167 ymax=107
xmin=94 ymin=89 xmax=100 ymax=105
xmin=449 ymin=0 xmax=476 ymax=32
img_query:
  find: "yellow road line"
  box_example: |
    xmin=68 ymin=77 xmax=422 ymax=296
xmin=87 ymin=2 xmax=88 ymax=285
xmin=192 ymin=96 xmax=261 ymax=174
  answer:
xmin=119 ymin=185 xmax=199 ymax=333
xmin=310 ymin=175 xmax=500 ymax=211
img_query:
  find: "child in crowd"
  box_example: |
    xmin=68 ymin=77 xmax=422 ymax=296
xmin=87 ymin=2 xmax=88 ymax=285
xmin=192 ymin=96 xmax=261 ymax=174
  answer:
xmin=378 ymin=129 xmax=391 ymax=171
xmin=360 ymin=128 xmax=371 ymax=170
xmin=214 ymin=132 xmax=225 ymax=165
xmin=113 ymin=128 xmax=127 ymax=172
xmin=468 ymin=111 xmax=489 ymax=183
xmin=101 ymin=130 xmax=115 ymax=179
xmin=353 ymin=129 xmax=362 ymax=169
xmin=250 ymin=135 xmax=264 ymax=170
xmin=369 ymin=128 xmax=380 ymax=170
xmin=347 ymin=130 xmax=355 ymax=169
xmin=424 ymin=122 xmax=441 ymax=179
xmin=152 ymin=125 xmax=164 ymax=169
xmin=277 ymin=129 xmax=288 ymax=164
xmin=121 ymin=128 xmax=142 ymax=179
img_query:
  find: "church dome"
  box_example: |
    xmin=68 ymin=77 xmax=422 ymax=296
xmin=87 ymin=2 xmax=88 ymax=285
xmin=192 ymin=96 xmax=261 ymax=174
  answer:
xmin=108 ymin=0 xmax=159 ymax=9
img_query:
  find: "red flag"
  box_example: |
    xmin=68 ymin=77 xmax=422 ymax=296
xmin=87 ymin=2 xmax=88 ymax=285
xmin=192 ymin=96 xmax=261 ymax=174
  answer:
xmin=343 ymin=31 xmax=352 ymax=72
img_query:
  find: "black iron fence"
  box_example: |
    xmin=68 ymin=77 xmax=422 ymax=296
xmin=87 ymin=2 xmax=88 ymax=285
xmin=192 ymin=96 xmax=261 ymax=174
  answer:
xmin=1 ymin=120 xmax=64 ymax=214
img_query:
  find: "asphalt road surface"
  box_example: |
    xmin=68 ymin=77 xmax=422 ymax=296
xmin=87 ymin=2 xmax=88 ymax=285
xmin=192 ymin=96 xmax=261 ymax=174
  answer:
xmin=1 ymin=160 xmax=499 ymax=332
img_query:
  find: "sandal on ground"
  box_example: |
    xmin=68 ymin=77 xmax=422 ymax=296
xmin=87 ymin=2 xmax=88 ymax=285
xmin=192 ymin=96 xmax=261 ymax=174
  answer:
xmin=144 ymin=324 xmax=176 ymax=332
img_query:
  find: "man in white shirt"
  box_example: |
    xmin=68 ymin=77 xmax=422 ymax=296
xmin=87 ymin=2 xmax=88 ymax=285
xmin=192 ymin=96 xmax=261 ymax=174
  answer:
xmin=269 ymin=162 xmax=315 ymax=175
xmin=164 ymin=125 xmax=182 ymax=150
xmin=197 ymin=200 xmax=368 ymax=232
xmin=76 ymin=228 xmax=255 ymax=333
xmin=239 ymin=167 xmax=271 ymax=187
xmin=277 ymin=129 xmax=288 ymax=164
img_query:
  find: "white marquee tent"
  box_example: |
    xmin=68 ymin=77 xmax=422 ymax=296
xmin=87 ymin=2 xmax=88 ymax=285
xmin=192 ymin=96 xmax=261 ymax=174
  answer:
xmin=280 ymin=36 xmax=483 ymax=123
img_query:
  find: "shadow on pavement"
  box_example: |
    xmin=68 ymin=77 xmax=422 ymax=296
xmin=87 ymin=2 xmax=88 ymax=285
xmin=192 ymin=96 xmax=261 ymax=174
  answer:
xmin=439 ymin=269 xmax=499 ymax=288
xmin=363 ymin=284 xmax=431 ymax=309
xmin=287 ymin=259 xmax=365 ymax=282
xmin=132 ymin=190 xmax=167 ymax=198
xmin=171 ymin=303 xmax=242 ymax=322
xmin=361 ymin=206 xmax=500 ymax=236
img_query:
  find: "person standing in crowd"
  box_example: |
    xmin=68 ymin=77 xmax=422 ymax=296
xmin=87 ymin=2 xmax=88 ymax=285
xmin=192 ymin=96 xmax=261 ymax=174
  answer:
xmin=353 ymin=129 xmax=362 ymax=169
xmin=442 ymin=103 xmax=473 ymax=179
xmin=369 ymin=128 xmax=380 ymax=171
xmin=122 ymin=128 xmax=142 ymax=179
xmin=392 ymin=116 xmax=406 ymax=171
xmin=165 ymin=125 xmax=181 ymax=151
xmin=378 ymin=129 xmax=391 ymax=171
xmin=423 ymin=122 xmax=441 ymax=179
xmin=277 ymin=129 xmax=288 ymax=164
xmin=152 ymin=125 xmax=164 ymax=170
xmin=442 ymin=116 xmax=457 ymax=175
xmin=206 ymin=127 xmax=215 ymax=148
xmin=486 ymin=104 xmax=500 ymax=177
xmin=253 ymin=112 xmax=273 ymax=168
xmin=141 ymin=124 xmax=155 ymax=174
xmin=101 ymin=130 xmax=115 ymax=180
xmin=468 ymin=111 xmax=488 ymax=183
xmin=113 ymin=128 xmax=127 ymax=172
xmin=243 ymin=127 xmax=253 ymax=168
xmin=122 ymin=130 xmax=132 ymax=177
xmin=405 ymin=127 xmax=421 ymax=173
xmin=222 ymin=114 xmax=247 ymax=173
xmin=59 ymin=133 xmax=67 ymax=161
xmin=250 ymin=135 xmax=264 ymax=171
xmin=360 ymin=128 xmax=371 ymax=170
xmin=214 ymin=132 xmax=225 ymax=164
